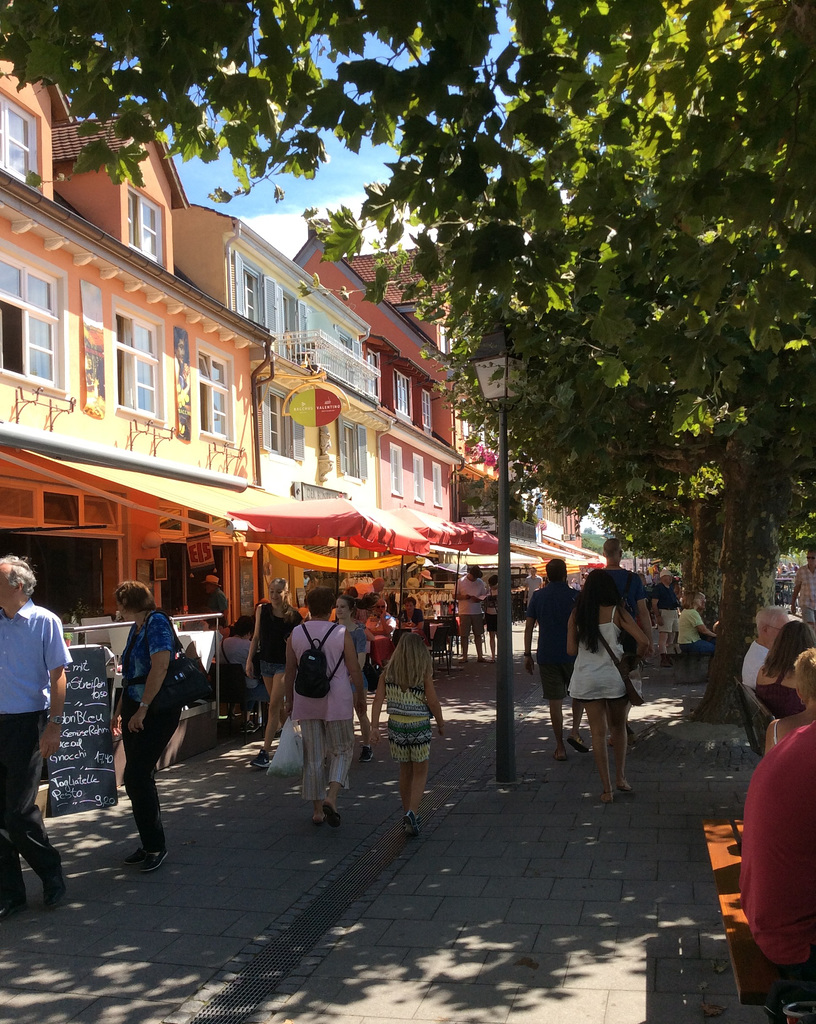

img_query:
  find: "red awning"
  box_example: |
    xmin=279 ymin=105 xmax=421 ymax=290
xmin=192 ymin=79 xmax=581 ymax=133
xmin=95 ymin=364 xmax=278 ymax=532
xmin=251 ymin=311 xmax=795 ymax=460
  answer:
xmin=454 ymin=524 xmax=500 ymax=555
xmin=230 ymin=496 xmax=430 ymax=557
xmin=389 ymin=508 xmax=474 ymax=549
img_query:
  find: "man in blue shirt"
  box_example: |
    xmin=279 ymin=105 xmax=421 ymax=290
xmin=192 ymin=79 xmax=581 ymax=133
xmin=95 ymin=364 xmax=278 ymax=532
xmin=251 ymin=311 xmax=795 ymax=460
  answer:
xmin=0 ymin=555 xmax=70 ymax=919
xmin=602 ymin=538 xmax=654 ymax=661
xmin=523 ymin=559 xmax=587 ymax=759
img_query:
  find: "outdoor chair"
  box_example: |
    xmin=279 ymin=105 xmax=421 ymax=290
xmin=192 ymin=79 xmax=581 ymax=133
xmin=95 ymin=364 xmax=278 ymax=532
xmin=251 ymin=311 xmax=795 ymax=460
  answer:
xmin=430 ymin=625 xmax=452 ymax=674
xmin=216 ymin=663 xmax=267 ymax=743
xmin=80 ymin=615 xmax=113 ymax=646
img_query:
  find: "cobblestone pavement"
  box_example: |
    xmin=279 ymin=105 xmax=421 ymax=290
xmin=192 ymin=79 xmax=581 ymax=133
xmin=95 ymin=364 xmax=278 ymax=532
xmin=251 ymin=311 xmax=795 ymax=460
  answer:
xmin=0 ymin=629 xmax=761 ymax=1024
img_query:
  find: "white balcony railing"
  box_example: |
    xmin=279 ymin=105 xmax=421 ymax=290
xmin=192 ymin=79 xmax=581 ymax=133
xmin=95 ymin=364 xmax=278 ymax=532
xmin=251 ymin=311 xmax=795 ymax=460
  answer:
xmin=274 ymin=330 xmax=380 ymax=397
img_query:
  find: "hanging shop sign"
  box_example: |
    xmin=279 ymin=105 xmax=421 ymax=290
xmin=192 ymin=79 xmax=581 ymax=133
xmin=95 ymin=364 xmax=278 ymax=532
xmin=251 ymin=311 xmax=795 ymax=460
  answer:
xmin=288 ymin=388 xmax=343 ymax=427
xmin=187 ymin=533 xmax=215 ymax=571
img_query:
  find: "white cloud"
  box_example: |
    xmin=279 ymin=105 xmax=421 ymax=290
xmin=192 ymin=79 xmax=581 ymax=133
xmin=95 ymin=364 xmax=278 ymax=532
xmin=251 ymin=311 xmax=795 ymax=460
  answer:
xmin=243 ymin=195 xmax=409 ymax=260
xmin=242 ymin=212 xmax=313 ymax=259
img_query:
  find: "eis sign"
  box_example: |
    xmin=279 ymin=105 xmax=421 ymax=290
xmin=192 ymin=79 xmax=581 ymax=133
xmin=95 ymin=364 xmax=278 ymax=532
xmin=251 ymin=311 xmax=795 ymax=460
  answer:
xmin=187 ymin=535 xmax=215 ymax=571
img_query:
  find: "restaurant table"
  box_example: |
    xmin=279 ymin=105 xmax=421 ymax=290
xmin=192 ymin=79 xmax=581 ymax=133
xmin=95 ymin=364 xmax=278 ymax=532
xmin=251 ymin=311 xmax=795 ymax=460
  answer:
xmin=370 ymin=634 xmax=395 ymax=667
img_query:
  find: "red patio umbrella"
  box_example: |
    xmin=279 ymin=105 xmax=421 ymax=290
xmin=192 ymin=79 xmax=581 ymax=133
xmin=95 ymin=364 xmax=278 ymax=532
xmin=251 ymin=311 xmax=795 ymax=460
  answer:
xmin=230 ymin=496 xmax=430 ymax=557
xmin=389 ymin=508 xmax=474 ymax=549
xmin=457 ymin=524 xmax=500 ymax=555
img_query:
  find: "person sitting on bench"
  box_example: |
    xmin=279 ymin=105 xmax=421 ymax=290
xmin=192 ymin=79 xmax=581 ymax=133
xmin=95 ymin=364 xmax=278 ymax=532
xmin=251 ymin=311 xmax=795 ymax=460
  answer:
xmin=755 ymin=620 xmax=815 ymax=719
xmin=678 ymin=591 xmax=717 ymax=654
xmin=742 ymin=716 xmax=816 ymax=980
xmin=765 ymin=648 xmax=816 ymax=752
xmin=743 ymin=606 xmax=791 ymax=691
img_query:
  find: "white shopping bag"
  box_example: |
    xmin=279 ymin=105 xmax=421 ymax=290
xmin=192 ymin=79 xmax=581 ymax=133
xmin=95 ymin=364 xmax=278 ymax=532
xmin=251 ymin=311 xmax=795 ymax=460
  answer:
xmin=267 ymin=718 xmax=303 ymax=777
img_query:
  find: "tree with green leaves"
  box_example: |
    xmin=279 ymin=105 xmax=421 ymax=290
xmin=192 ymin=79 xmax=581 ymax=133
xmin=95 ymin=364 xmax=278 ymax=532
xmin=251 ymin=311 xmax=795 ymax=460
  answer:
xmin=4 ymin=1 xmax=816 ymax=720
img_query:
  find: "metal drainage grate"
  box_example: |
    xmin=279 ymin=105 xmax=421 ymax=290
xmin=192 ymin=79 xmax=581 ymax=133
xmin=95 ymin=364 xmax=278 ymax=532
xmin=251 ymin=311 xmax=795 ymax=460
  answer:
xmin=186 ymin=687 xmax=542 ymax=1024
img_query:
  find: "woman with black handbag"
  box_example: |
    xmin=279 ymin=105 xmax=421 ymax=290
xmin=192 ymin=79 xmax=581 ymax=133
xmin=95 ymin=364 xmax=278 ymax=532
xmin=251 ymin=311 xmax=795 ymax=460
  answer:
xmin=567 ymin=570 xmax=650 ymax=804
xmin=112 ymin=580 xmax=181 ymax=873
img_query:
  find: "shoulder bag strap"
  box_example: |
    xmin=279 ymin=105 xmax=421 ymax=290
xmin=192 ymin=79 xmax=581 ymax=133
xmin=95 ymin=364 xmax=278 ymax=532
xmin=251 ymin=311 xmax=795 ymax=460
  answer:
xmin=598 ymin=629 xmax=623 ymax=669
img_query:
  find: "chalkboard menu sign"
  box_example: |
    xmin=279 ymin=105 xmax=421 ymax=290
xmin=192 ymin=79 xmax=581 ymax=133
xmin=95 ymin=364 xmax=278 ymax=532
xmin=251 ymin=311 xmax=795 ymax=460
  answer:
xmin=47 ymin=645 xmax=118 ymax=817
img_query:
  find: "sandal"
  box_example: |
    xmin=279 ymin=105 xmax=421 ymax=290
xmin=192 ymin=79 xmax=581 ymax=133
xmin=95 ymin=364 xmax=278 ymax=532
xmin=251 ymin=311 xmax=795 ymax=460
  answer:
xmin=616 ymin=781 xmax=633 ymax=793
xmin=322 ymin=802 xmax=341 ymax=828
xmin=600 ymin=791 xmax=614 ymax=803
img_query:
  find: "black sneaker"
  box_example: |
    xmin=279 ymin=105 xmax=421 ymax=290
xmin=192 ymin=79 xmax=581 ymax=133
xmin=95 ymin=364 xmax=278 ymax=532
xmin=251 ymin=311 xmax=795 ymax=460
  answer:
xmin=359 ymin=746 xmax=373 ymax=763
xmin=250 ymin=749 xmax=270 ymax=769
xmin=140 ymin=850 xmax=167 ymax=873
xmin=403 ymin=810 xmax=420 ymax=837
xmin=123 ymin=847 xmax=147 ymax=865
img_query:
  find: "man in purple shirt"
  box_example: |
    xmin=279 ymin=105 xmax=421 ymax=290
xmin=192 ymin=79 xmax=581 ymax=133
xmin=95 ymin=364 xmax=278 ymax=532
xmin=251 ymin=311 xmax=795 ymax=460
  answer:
xmin=0 ymin=555 xmax=70 ymax=919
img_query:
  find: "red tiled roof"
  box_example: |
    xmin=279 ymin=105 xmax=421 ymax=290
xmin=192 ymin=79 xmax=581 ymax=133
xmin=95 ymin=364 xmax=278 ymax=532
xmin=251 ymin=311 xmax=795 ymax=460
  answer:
xmin=51 ymin=120 xmax=132 ymax=164
xmin=347 ymin=251 xmax=423 ymax=305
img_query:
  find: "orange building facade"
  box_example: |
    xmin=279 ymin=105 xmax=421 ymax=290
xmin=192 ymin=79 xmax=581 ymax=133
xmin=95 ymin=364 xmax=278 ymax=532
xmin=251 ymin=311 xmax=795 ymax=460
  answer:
xmin=0 ymin=73 xmax=273 ymax=621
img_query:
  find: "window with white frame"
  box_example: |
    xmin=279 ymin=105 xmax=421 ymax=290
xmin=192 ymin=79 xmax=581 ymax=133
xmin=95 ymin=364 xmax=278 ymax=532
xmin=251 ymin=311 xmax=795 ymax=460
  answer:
xmin=421 ymin=389 xmax=432 ymax=432
xmin=127 ymin=190 xmax=161 ymax=262
xmin=266 ymin=392 xmax=290 ymax=456
xmin=116 ymin=312 xmax=159 ymax=414
xmin=413 ymin=453 xmax=425 ymax=502
xmin=198 ymin=351 xmax=230 ymax=437
xmin=432 ymin=463 xmax=443 ymax=507
xmin=0 ymin=257 xmax=59 ymax=384
xmin=339 ymin=418 xmax=367 ymax=480
xmin=0 ymin=97 xmax=36 ymax=180
xmin=394 ymin=370 xmax=410 ymax=417
xmin=365 ymin=350 xmax=380 ymax=398
xmin=282 ymin=290 xmax=299 ymax=331
xmin=390 ymin=443 xmax=403 ymax=496
xmin=243 ymin=267 xmax=261 ymax=323
xmin=261 ymin=391 xmax=305 ymax=460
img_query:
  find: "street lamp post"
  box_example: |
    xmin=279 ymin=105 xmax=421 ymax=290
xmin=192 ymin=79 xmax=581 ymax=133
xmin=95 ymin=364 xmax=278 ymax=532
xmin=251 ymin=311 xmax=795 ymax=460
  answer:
xmin=472 ymin=329 xmax=521 ymax=785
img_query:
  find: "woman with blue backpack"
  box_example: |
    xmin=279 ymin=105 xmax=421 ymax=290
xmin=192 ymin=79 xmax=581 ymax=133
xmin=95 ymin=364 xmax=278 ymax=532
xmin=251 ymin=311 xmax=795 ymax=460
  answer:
xmin=283 ymin=587 xmax=366 ymax=827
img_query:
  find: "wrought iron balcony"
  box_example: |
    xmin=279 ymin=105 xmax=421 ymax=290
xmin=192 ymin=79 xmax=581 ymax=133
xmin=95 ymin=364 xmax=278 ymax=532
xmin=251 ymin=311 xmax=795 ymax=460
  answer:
xmin=274 ymin=330 xmax=380 ymax=397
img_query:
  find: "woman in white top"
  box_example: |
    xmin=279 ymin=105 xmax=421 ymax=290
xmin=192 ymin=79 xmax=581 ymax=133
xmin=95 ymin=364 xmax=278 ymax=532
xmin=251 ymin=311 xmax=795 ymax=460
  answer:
xmin=567 ymin=569 xmax=650 ymax=803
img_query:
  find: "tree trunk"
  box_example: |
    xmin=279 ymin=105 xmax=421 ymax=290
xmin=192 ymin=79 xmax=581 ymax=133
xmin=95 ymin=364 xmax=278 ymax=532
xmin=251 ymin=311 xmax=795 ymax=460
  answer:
xmin=692 ymin=442 xmax=791 ymax=723
xmin=689 ymin=497 xmax=723 ymax=624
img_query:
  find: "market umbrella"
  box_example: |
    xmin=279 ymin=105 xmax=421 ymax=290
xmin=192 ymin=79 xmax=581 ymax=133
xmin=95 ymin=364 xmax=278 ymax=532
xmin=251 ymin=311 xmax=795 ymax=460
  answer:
xmin=389 ymin=508 xmax=474 ymax=549
xmin=230 ymin=497 xmax=430 ymax=557
xmin=456 ymin=524 xmax=500 ymax=555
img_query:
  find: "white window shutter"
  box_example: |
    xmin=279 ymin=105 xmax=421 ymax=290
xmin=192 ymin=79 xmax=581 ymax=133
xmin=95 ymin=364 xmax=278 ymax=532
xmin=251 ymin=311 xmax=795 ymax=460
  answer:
xmin=293 ymin=420 xmax=305 ymax=461
xmin=357 ymin=423 xmax=367 ymax=480
xmin=263 ymin=276 xmax=276 ymax=331
xmin=337 ymin=418 xmax=347 ymax=473
xmin=234 ymin=252 xmax=245 ymax=315
xmin=260 ymin=389 xmax=271 ymax=451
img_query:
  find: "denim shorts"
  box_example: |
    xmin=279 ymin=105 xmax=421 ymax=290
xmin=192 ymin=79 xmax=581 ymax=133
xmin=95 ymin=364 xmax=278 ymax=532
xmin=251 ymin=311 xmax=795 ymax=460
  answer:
xmin=260 ymin=661 xmax=286 ymax=678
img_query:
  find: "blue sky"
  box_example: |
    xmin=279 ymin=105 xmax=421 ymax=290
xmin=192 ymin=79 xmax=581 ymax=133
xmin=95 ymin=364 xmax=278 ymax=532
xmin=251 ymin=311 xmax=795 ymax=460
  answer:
xmin=176 ymin=131 xmax=391 ymax=258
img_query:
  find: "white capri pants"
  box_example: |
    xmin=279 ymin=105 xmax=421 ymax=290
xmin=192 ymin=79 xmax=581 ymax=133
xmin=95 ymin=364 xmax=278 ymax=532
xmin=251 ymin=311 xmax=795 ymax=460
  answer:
xmin=299 ymin=718 xmax=355 ymax=801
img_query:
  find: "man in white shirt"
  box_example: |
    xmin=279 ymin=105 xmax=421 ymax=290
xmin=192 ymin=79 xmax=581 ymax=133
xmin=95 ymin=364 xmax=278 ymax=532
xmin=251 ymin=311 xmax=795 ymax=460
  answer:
xmin=792 ymin=551 xmax=816 ymax=623
xmin=523 ymin=567 xmax=542 ymax=605
xmin=458 ymin=565 xmax=488 ymax=664
xmin=742 ymin=606 xmax=790 ymax=690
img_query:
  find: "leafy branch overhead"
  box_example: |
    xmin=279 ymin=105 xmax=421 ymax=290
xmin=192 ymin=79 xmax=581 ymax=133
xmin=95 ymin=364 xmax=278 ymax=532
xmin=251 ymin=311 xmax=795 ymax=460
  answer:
xmin=5 ymin=0 xmax=816 ymax=718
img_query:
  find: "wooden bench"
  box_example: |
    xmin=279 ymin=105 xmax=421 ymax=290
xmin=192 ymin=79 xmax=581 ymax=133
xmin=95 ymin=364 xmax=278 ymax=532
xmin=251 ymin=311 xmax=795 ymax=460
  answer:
xmin=735 ymin=681 xmax=774 ymax=757
xmin=674 ymin=651 xmax=712 ymax=683
xmin=703 ymin=818 xmax=779 ymax=1004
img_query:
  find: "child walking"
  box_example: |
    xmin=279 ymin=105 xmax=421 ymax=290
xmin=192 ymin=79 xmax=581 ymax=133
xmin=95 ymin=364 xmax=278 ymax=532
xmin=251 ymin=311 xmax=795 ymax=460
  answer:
xmin=370 ymin=633 xmax=444 ymax=837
